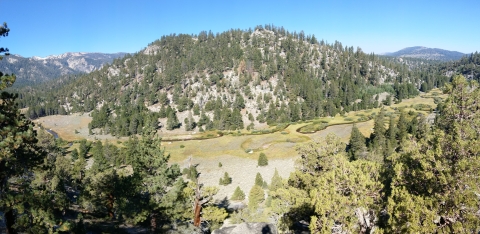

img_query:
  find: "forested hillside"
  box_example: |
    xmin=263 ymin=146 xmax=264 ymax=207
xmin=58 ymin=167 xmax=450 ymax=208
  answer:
xmin=14 ymin=26 xmax=480 ymax=138
xmin=4 ymin=22 xmax=480 ymax=233
xmin=16 ymin=25 xmax=430 ymax=136
xmin=385 ymin=46 xmax=465 ymax=61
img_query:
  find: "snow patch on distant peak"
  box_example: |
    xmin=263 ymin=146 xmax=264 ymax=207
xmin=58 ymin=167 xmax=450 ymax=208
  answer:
xmin=31 ymin=52 xmax=88 ymax=60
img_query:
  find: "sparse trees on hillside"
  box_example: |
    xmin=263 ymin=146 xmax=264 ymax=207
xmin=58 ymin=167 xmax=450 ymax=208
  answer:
xmin=15 ymin=25 xmax=443 ymax=136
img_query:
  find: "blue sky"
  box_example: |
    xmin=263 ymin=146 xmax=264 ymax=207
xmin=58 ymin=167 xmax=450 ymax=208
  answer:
xmin=2 ymin=0 xmax=479 ymax=57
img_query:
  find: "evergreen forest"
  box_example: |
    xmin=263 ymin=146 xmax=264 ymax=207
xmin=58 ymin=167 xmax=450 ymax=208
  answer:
xmin=2 ymin=24 xmax=480 ymax=233
xmin=13 ymin=25 xmax=462 ymax=135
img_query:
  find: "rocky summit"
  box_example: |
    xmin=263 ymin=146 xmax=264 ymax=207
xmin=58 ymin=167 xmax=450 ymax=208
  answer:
xmin=0 ymin=52 xmax=127 ymax=86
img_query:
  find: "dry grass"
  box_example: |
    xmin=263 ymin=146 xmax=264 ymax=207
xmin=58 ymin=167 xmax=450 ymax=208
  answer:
xmin=34 ymin=89 xmax=442 ymax=163
xmin=34 ymin=113 xmax=93 ymax=141
xmin=31 ymin=90 xmax=443 ymax=205
xmin=164 ymin=130 xmax=307 ymax=163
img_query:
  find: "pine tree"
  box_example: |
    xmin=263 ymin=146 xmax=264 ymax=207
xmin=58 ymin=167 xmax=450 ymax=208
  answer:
xmin=369 ymin=108 xmax=386 ymax=160
xmin=385 ymin=115 xmax=397 ymax=155
xmin=269 ymin=168 xmax=283 ymax=192
xmin=166 ymin=109 xmax=180 ymax=130
xmin=255 ymin=172 xmax=265 ymax=187
xmin=386 ymin=75 xmax=480 ymax=232
xmin=278 ymin=134 xmax=382 ymax=233
xmin=248 ymin=185 xmax=265 ymax=210
xmin=396 ymin=111 xmax=408 ymax=141
xmin=120 ymin=132 xmax=185 ymax=231
xmin=0 ymin=24 xmax=56 ymax=233
xmin=71 ymin=148 xmax=79 ymax=160
xmin=348 ymin=124 xmax=367 ymax=160
xmin=408 ymin=115 xmax=418 ymax=136
xmin=258 ymin=152 xmax=268 ymax=166
xmin=231 ymin=186 xmax=246 ymax=201
xmin=78 ymin=139 xmax=90 ymax=158
xmin=219 ymin=172 xmax=232 ymax=185
xmin=415 ymin=114 xmax=428 ymax=139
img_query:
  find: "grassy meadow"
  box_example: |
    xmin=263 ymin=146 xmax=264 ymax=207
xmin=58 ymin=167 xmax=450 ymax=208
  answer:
xmin=35 ymin=89 xmax=445 ymax=162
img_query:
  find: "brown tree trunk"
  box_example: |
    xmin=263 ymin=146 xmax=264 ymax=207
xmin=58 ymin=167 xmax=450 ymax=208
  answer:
xmin=150 ymin=213 xmax=157 ymax=233
xmin=193 ymin=198 xmax=202 ymax=227
xmin=107 ymin=193 xmax=114 ymax=219
xmin=5 ymin=209 xmax=16 ymax=234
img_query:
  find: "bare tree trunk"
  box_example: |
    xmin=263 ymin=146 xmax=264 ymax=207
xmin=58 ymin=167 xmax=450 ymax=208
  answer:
xmin=193 ymin=197 xmax=202 ymax=227
xmin=150 ymin=213 xmax=157 ymax=233
xmin=107 ymin=193 xmax=114 ymax=219
xmin=5 ymin=209 xmax=16 ymax=234
xmin=191 ymin=156 xmax=202 ymax=227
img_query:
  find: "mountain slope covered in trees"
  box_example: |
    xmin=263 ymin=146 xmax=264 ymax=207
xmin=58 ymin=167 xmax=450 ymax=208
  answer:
xmin=385 ymin=46 xmax=465 ymax=61
xmin=0 ymin=52 xmax=127 ymax=86
xmin=4 ymin=22 xmax=480 ymax=233
xmin=15 ymin=26 xmax=478 ymax=137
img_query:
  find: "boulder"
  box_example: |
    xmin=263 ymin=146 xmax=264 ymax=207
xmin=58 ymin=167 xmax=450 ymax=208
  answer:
xmin=213 ymin=222 xmax=277 ymax=234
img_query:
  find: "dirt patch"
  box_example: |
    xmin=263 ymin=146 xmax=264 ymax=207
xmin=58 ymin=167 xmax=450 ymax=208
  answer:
xmin=310 ymin=120 xmax=373 ymax=142
xmin=34 ymin=113 xmax=128 ymax=142
xmin=182 ymin=155 xmax=296 ymax=202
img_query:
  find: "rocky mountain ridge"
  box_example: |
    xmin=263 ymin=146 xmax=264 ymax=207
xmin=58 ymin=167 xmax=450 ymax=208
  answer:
xmin=0 ymin=52 xmax=127 ymax=86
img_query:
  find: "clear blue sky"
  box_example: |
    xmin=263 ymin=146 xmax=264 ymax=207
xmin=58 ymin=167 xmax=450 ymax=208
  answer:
xmin=2 ymin=0 xmax=479 ymax=57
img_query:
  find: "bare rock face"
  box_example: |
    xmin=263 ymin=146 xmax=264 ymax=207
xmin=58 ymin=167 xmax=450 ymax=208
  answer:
xmin=213 ymin=222 xmax=277 ymax=234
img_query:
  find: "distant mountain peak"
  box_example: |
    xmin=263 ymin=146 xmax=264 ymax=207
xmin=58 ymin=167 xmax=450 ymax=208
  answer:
xmin=1 ymin=52 xmax=128 ymax=86
xmin=385 ymin=46 xmax=465 ymax=61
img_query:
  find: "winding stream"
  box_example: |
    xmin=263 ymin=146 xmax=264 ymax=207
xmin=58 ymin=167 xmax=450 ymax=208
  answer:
xmin=45 ymin=129 xmax=59 ymax=139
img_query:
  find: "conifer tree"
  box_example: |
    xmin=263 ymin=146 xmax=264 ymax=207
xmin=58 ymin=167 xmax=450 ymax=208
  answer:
xmin=120 ymin=132 xmax=185 ymax=231
xmin=415 ymin=114 xmax=428 ymax=139
xmin=386 ymin=75 xmax=480 ymax=232
xmin=396 ymin=111 xmax=408 ymax=141
xmin=219 ymin=172 xmax=232 ymax=185
xmin=283 ymin=134 xmax=382 ymax=233
xmin=231 ymin=186 xmax=246 ymax=201
xmin=71 ymin=148 xmax=79 ymax=160
xmin=166 ymin=109 xmax=180 ymax=130
xmin=0 ymin=23 xmax=57 ymax=233
xmin=385 ymin=115 xmax=397 ymax=155
xmin=258 ymin=152 xmax=268 ymax=166
xmin=269 ymin=168 xmax=283 ymax=192
xmin=408 ymin=115 xmax=418 ymax=136
xmin=369 ymin=108 xmax=386 ymax=160
xmin=348 ymin=124 xmax=367 ymax=160
xmin=78 ymin=139 xmax=90 ymax=158
xmin=248 ymin=185 xmax=265 ymax=210
xmin=255 ymin=172 xmax=265 ymax=187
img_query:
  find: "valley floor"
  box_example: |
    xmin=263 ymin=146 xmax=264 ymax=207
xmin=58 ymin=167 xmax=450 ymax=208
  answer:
xmin=33 ymin=91 xmax=443 ymax=205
